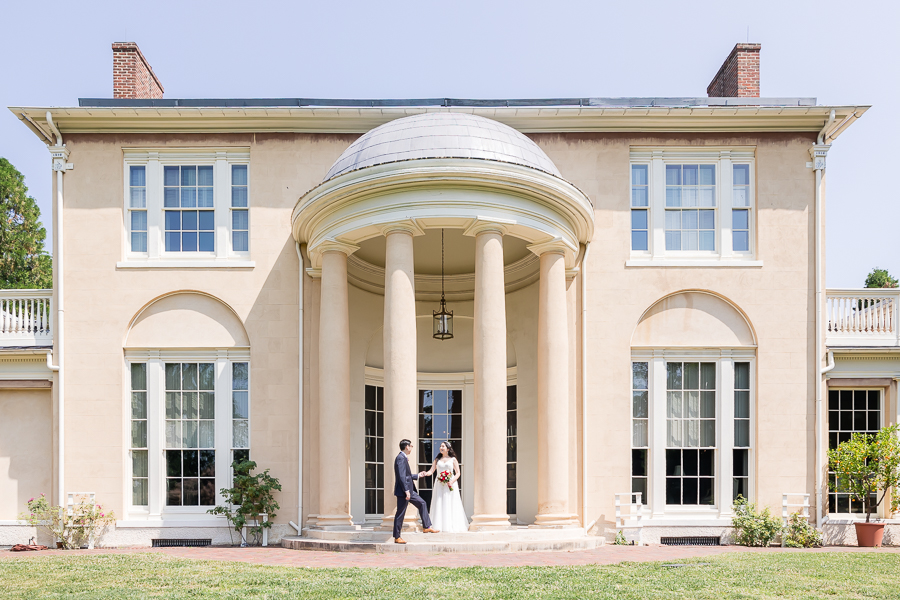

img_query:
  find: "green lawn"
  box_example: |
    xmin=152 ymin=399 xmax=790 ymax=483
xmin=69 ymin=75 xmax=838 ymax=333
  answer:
xmin=1 ymin=552 xmax=898 ymax=599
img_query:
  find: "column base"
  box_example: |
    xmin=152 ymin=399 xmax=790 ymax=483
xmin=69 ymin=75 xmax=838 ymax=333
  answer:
xmin=375 ymin=512 xmax=421 ymax=533
xmin=532 ymin=513 xmax=581 ymax=528
xmin=468 ymin=514 xmax=512 ymax=531
xmin=309 ymin=513 xmax=356 ymax=529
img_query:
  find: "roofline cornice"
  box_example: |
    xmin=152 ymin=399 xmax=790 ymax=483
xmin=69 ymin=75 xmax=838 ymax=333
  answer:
xmin=8 ymin=105 xmax=869 ymax=140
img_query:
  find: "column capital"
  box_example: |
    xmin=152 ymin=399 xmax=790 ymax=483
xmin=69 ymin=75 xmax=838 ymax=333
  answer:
xmin=312 ymin=238 xmax=359 ymax=257
xmin=379 ymin=219 xmax=426 ymax=237
xmin=463 ymin=217 xmax=513 ymax=238
xmin=527 ymin=237 xmax=576 ymax=258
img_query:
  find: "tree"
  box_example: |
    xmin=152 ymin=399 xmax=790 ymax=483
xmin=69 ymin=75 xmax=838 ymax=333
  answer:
xmin=865 ymin=267 xmax=898 ymax=289
xmin=0 ymin=158 xmax=51 ymax=289
xmin=827 ymin=425 xmax=900 ymax=523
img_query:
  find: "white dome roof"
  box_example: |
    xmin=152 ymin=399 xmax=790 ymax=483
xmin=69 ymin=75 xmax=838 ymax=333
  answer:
xmin=325 ymin=113 xmax=561 ymax=180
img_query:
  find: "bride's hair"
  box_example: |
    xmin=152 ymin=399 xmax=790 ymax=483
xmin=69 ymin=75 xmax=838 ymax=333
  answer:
xmin=436 ymin=441 xmax=458 ymax=460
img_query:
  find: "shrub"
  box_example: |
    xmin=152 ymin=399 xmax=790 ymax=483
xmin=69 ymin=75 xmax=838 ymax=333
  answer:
xmin=731 ymin=496 xmax=781 ymax=547
xmin=782 ymin=512 xmax=823 ymax=548
xmin=19 ymin=493 xmax=115 ymax=549
xmin=208 ymin=460 xmax=281 ymax=546
xmin=828 ymin=425 xmax=900 ymax=523
xmin=614 ymin=530 xmax=628 ymax=545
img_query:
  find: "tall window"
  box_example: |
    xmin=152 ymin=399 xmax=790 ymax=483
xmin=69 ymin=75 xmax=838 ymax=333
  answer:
xmin=732 ymin=164 xmax=751 ymax=252
xmin=828 ymin=389 xmax=881 ymax=514
xmin=733 ymin=362 xmax=750 ymax=500
xmin=231 ymin=165 xmax=249 ymax=252
xmin=507 ymin=385 xmax=517 ymax=515
xmin=665 ymin=165 xmax=716 ymax=252
xmin=164 ymin=166 xmax=215 ymax=253
xmin=665 ymin=362 xmax=716 ymax=505
xmin=631 ymin=165 xmax=649 ymax=251
xmin=129 ymin=166 xmax=148 ymax=253
xmin=632 ymin=362 xmax=649 ymax=504
xmin=232 ymin=362 xmax=250 ymax=465
xmin=417 ymin=389 xmax=462 ymax=507
xmin=364 ymin=385 xmax=385 ymax=515
xmin=165 ymin=363 xmax=216 ymax=506
xmin=130 ymin=363 xmax=148 ymax=506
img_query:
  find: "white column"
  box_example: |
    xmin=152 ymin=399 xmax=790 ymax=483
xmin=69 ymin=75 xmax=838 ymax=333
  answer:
xmin=718 ymin=354 xmax=735 ymax=518
xmin=380 ymin=224 xmax=420 ymax=530
xmin=533 ymin=246 xmax=579 ymax=527
xmin=650 ymin=352 xmax=667 ymax=517
xmin=469 ymin=225 xmax=511 ymax=530
xmin=315 ymin=246 xmax=354 ymax=528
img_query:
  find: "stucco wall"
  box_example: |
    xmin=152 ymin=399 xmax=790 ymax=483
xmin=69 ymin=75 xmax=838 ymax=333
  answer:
xmin=0 ymin=389 xmax=52 ymax=520
xmin=48 ymin=128 xmax=819 ymax=538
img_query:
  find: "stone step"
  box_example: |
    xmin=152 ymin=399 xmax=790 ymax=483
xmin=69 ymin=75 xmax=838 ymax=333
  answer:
xmin=281 ymin=534 xmax=603 ymax=554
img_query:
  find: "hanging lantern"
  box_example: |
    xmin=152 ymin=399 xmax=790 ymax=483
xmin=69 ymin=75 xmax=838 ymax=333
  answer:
xmin=433 ymin=229 xmax=454 ymax=340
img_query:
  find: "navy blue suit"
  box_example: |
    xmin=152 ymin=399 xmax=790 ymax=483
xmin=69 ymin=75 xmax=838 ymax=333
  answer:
xmin=393 ymin=451 xmax=432 ymax=538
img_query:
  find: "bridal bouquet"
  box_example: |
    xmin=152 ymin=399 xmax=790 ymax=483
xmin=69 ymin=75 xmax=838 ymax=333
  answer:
xmin=437 ymin=470 xmax=454 ymax=491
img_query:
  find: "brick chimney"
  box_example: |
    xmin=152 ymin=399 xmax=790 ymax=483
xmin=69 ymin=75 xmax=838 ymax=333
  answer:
xmin=707 ymin=43 xmax=760 ymax=98
xmin=112 ymin=42 xmax=164 ymax=99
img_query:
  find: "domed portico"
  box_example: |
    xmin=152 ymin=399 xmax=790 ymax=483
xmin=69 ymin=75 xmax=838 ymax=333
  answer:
xmin=292 ymin=113 xmax=594 ymax=531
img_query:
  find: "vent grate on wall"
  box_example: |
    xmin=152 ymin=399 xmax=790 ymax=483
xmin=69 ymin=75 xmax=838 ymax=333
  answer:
xmin=660 ymin=536 xmax=720 ymax=546
xmin=151 ymin=538 xmax=212 ymax=548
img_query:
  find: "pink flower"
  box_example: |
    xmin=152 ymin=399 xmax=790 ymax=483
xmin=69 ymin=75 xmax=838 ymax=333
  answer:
xmin=100 ymin=513 xmax=105 ymax=517
xmin=40 ymin=493 xmax=44 ymax=497
xmin=29 ymin=498 xmax=34 ymax=502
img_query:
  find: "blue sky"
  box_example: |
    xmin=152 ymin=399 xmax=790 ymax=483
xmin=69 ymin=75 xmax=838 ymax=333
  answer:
xmin=2 ymin=0 xmax=897 ymax=287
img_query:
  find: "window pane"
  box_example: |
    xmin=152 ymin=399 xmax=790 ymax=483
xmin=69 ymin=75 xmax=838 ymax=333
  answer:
xmin=181 ymin=187 xmax=197 ymax=208
xmin=233 ymin=363 xmax=249 ymax=390
xmin=165 ymin=232 xmax=180 ymax=251
xmin=131 ymin=363 xmax=147 ymax=390
xmin=233 ymin=420 xmax=249 ymax=448
xmin=131 ymin=420 xmax=147 ymax=448
xmin=130 ymin=187 xmax=147 ymax=209
xmin=183 ymin=421 xmax=198 ymax=448
xmin=684 ymin=363 xmax=699 ymax=389
xmin=233 ymin=209 xmax=249 ymax=230
xmin=683 ymin=165 xmax=698 ymax=186
xmin=133 ymin=478 xmax=148 ymax=506
xmin=199 ymin=211 xmax=215 ymax=230
xmin=699 ymin=210 xmax=715 ymax=230
xmin=232 ymin=186 xmax=248 ymax=208
xmin=701 ymin=363 xmax=716 ymax=389
xmin=666 ymin=165 xmax=681 ymax=185
xmin=199 ymin=392 xmax=215 ymax=419
xmin=233 ymin=391 xmax=249 ymax=419
xmin=232 ymin=164 xmax=248 ymax=186
xmin=700 ymin=420 xmax=715 ymax=446
xmin=633 ymin=420 xmax=648 ymax=447
xmin=198 ymin=187 xmax=214 ymax=207
xmin=166 ymin=450 xmax=181 ymax=477
xmin=699 ymin=164 xmax=715 ymax=185
xmin=733 ymin=164 xmax=750 ymax=186
xmin=631 ymin=187 xmax=648 ymax=207
xmin=631 ymin=231 xmax=648 ymax=252
xmin=182 ymin=363 xmax=198 ymax=390
xmin=131 ymin=210 xmax=147 ymax=232
xmin=632 ymin=362 xmax=648 ymax=390
xmin=666 ymin=392 xmax=682 ymax=418
xmin=700 ymin=391 xmax=715 ymax=418
xmin=632 ymin=164 xmax=648 ymax=186
xmin=165 ymin=392 xmax=180 ymax=419
xmin=733 ymin=209 xmax=749 ymax=231
xmin=666 ymin=363 xmax=682 ymax=390
xmin=199 ymin=421 xmax=215 ymax=448
xmin=181 ymin=166 xmax=197 ymax=186
xmin=164 ymin=166 xmax=179 ymax=186
xmin=198 ymin=165 xmax=214 ymax=186
xmin=633 ymin=391 xmax=648 ymax=418
xmin=733 ymin=187 xmax=749 ymax=207
xmin=666 ymin=419 xmax=682 ymax=447
xmin=182 ymin=210 xmax=198 ymax=231
xmin=131 ymin=231 xmax=147 ymax=253
xmin=632 ymin=449 xmax=647 ymax=477
xmin=233 ymin=231 xmax=249 ymax=252
xmin=132 ymin=392 xmax=147 ymax=420
xmin=698 ymin=187 xmax=715 ymax=207
xmin=665 ymin=187 xmax=682 ymax=207
xmin=631 ymin=209 xmax=647 ymax=230
xmin=164 ymin=188 xmax=179 ymax=207
xmin=199 ymin=232 xmax=215 ymax=252
xmin=734 ymin=391 xmax=750 ymax=418
xmin=165 ymin=211 xmax=181 ymax=231
xmin=182 ymin=232 xmax=198 ymax=252
xmin=735 ymin=421 xmax=750 ymax=447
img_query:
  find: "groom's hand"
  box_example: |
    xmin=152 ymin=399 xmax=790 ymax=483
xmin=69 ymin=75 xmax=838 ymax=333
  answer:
xmin=405 ymin=491 xmax=410 ymax=500
xmin=418 ymin=471 xmax=427 ymax=478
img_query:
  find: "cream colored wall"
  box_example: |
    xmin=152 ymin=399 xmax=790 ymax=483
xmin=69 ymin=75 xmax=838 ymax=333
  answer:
xmin=60 ymin=132 xmax=357 ymax=524
xmin=533 ymin=132 xmax=818 ymax=527
xmin=57 ymin=128 xmax=819 ymax=533
xmin=0 ymin=389 xmax=53 ymax=519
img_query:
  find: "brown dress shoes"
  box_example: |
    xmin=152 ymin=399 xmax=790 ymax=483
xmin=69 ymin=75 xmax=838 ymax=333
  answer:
xmin=423 ymin=528 xmax=440 ymax=533
xmin=394 ymin=537 xmax=407 ymax=544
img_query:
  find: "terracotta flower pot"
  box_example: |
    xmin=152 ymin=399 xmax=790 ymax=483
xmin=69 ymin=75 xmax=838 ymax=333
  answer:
xmin=854 ymin=522 xmax=885 ymax=547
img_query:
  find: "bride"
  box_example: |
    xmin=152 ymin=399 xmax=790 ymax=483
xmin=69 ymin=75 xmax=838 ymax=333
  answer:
xmin=425 ymin=441 xmax=469 ymax=532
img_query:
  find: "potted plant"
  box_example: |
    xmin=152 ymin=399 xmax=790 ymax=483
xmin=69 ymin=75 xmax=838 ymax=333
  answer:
xmin=19 ymin=493 xmax=115 ymax=549
xmin=827 ymin=424 xmax=900 ymax=547
xmin=208 ymin=459 xmax=281 ymax=547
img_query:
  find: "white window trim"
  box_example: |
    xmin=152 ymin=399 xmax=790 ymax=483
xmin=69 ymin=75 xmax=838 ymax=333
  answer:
xmin=632 ymin=347 xmax=755 ymax=520
xmin=124 ymin=348 xmax=250 ymax=520
xmin=826 ymin=387 xmax=887 ymax=520
xmin=120 ymin=148 xmax=254 ymax=269
xmin=628 ymin=148 xmax=759 ymax=267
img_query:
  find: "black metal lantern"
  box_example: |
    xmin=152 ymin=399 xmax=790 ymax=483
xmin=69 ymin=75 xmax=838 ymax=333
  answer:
xmin=433 ymin=229 xmax=453 ymax=340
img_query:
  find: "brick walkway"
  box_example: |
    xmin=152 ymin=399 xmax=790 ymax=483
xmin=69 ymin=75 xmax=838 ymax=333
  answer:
xmin=3 ymin=544 xmax=898 ymax=569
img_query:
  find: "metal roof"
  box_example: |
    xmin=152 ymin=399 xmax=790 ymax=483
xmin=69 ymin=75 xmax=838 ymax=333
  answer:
xmin=77 ymin=97 xmax=818 ymax=108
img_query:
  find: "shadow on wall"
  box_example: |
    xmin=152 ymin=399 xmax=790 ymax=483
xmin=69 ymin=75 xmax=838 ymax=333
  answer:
xmin=365 ymin=315 xmax=517 ymax=373
xmin=632 ymin=290 xmax=756 ymax=348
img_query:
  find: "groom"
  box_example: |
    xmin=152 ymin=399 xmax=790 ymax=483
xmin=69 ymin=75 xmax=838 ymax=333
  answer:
xmin=393 ymin=438 xmax=439 ymax=543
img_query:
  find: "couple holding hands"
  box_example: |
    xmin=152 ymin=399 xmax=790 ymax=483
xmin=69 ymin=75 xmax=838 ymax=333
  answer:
xmin=392 ymin=438 xmax=469 ymax=543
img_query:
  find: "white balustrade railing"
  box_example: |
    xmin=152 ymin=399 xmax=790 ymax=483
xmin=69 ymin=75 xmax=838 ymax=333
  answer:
xmin=0 ymin=289 xmax=53 ymax=347
xmin=826 ymin=288 xmax=899 ymax=347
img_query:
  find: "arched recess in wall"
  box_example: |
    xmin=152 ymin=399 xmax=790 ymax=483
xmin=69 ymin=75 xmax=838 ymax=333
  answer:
xmin=365 ymin=315 xmax=517 ymax=373
xmin=632 ymin=290 xmax=756 ymax=348
xmin=124 ymin=291 xmax=250 ymax=348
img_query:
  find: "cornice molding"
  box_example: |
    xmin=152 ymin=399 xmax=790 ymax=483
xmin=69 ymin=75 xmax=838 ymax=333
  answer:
xmin=294 ymin=158 xmax=594 ymax=271
xmin=12 ymin=105 xmax=868 ymax=137
xmin=347 ymin=253 xmax=540 ymax=301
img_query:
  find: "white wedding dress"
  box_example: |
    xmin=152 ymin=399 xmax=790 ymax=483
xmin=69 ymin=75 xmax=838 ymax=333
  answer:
xmin=429 ymin=458 xmax=470 ymax=532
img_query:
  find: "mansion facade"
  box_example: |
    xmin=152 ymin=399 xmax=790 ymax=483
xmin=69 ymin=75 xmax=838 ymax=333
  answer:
xmin=2 ymin=42 xmax=896 ymax=547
